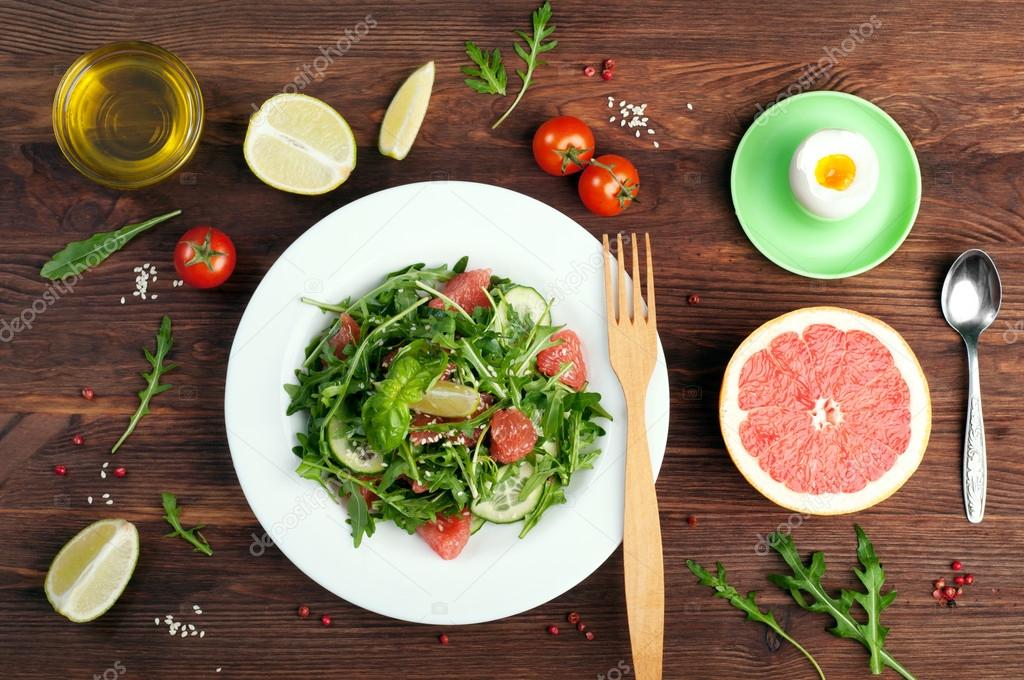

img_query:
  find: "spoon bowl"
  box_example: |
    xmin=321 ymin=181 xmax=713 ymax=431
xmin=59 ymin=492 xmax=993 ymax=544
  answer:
xmin=941 ymin=249 xmax=1002 ymax=340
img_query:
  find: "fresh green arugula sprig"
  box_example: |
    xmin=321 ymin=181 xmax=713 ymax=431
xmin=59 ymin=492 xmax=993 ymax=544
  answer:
xmin=111 ymin=316 xmax=175 ymax=453
xmin=463 ymin=41 xmax=507 ymax=95
xmin=40 ymin=210 xmax=181 ymax=280
xmin=462 ymin=1 xmax=557 ymax=129
xmin=768 ymin=526 xmax=915 ymax=679
xmin=286 ymin=257 xmax=609 ymax=549
xmin=687 ymin=559 xmax=825 ymax=680
xmin=161 ymin=492 xmax=213 ymax=556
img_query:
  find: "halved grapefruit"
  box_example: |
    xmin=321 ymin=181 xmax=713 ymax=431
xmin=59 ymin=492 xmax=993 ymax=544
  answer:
xmin=720 ymin=306 xmax=930 ymax=514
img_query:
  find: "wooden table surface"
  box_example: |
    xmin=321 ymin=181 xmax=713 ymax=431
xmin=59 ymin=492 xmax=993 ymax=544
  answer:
xmin=2 ymin=1 xmax=1023 ymax=678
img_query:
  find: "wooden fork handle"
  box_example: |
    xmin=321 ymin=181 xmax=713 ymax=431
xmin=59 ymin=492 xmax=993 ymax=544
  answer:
xmin=623 ymin=390 xmax=664 ymax=680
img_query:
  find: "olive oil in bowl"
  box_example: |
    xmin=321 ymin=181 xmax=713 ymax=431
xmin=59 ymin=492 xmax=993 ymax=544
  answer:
xmin=53 ymin=41 xmax=204 ymax=189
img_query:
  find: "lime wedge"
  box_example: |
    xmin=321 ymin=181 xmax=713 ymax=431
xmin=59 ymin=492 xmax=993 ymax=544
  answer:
xmin=379 ymin=61 xmax=434 ymax=160
xmin=244 ymin=93 xmax=357 ymax=195
xmin=411 ymin=380 xmax=480 ymax=418
xmin=45 ymin=519 xmax=139 ymax=623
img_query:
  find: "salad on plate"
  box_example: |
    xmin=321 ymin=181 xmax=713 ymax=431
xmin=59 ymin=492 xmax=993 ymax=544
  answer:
xmin=285 ymin=258 xmax=610 ymax=559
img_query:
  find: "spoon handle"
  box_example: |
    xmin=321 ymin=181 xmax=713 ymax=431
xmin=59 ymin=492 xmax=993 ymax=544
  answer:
xmin=963 ymin=342 xmax=987 ymax=523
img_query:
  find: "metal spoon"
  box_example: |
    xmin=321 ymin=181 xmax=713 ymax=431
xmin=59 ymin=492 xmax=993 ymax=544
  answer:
xmin=940 ymin=249 xmax=1002 ymax=523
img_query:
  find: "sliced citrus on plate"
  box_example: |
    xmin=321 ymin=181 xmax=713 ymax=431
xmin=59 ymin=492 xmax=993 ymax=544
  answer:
xmin=45 ymin=518 xmax=139 ymax=622
xmin=720 ymin=306 xmax=930 ymax=514
xmin=244 ymin=93 xmax=356 ymax=195
xmin=411 ymin=381 xmax=480 ymax=418
xmin=379 ymin=61 xmax=434 ymax=160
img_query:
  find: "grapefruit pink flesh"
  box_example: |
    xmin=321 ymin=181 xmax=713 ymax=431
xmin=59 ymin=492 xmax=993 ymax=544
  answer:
xmin=720 ymin=307 xmax=929 ymax=514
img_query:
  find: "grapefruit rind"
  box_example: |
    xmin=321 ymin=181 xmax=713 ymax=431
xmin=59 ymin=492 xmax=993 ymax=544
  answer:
xmin=720 ymin=306 xmax=930 ymax=515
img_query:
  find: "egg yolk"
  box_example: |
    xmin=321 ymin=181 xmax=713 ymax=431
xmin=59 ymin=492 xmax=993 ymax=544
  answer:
xmin=814 ymin=154 xmax=856 ymax=191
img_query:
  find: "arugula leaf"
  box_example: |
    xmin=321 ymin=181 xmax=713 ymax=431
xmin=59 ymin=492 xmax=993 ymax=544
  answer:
xmin=361 ymin=340 xmax=447 ymax=452
xmin=768 ymin=526 xmax=915 ymax=679
xmin=491 ymin=1 xmax=557 ymax=129
xmin=462 ymin=41 xmax=507 ymax=95
xmin=686 ymin=559 xmax=825 ymax=680
xmin=111 ymin=316 xmax=175 ymax=453
xmin=161 ymin=492 xmax=213 ymax=556
xmin=40 ymin=210 xmax=181 ymax=280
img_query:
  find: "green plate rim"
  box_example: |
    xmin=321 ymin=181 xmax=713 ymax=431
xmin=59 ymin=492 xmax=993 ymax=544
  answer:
xmin=730 ymin=90 xmax=922 ymax=279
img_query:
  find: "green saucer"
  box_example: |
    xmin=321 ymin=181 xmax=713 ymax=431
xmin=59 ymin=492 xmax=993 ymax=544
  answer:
xmin=730 ymin=91 xmax=921 ymax=279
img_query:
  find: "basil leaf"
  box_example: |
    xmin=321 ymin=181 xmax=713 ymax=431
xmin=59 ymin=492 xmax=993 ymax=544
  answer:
xmin=362 ymin=340 xmax=447 ymax=453
xmin=40 ymin=209 xmax=181 ymax=280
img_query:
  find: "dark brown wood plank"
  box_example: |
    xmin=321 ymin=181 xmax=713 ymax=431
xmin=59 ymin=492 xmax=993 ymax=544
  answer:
xmin=2 ymin=1 xmax=1024 ymax=678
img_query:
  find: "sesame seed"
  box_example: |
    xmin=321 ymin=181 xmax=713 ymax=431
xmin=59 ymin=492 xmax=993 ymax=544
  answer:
xmin=87 ymin=496 xmax=93 ymax=504
xmin=618 ymin=100 xmax=625 ymax=107
xmin=155 ymin=618 xmax=160 ymax=625
xmin=120 ymin=297 xmax=125 ymax=304
xmin=687 ymin=103 xmax=693 ymax=110
xmin=635 ymin=130 xmax=641 ymax=138
xmin=151 ymin=294 xmax=158 ymax=300
xmin=102 ymin=493 xmax=110 ymax=499
xmin=100 ymin=471 xmax=107 ymax=479
xmin=105 ymin=499 xmax=113 ymax=505
xmin=609 ymin=116 xmax=615 ymax=122
xmin=202 ymin=632 xmax=207 ymax=639
xmin=653 ymin=141 xmax=660 ymax=148
xmin=648 ymin=129 xmax=655 ymax=134
xmin=620 ymin=120 xmax=626 ymax=127
xmin=102 ymin=462 xmax=109 ymax=468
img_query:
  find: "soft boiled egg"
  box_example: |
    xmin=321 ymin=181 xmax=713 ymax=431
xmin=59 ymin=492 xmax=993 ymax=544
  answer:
xmin=789 ymin=129 xmax=879 ymax=220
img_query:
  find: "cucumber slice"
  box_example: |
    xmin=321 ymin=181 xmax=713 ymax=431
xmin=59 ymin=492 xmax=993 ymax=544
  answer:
xmin=471 ymin=460 xmax=543 ymax=523
xmin=494 ymin=286 xmax=550 ymax=331
xmin=470 ymin=515 xmax=486 ymax=535
xmin=328 ymin=416 xmax=385 ymax=473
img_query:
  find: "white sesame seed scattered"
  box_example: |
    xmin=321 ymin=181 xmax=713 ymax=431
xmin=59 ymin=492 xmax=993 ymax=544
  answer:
xmin=102 ymin=462 xmax=109 ymax=468
xmin=155 ymin=618 xmax=160 ymax=625
xmin=101 ymin=471 xmax=107 ymax=479
xmin=635 ymin=130 xmax=641 ymax=138
xmin=87 ymin=496 xmax=93 ymax=504
xmin=618 ymin=100 xmax=625 ymax=107
xmin=181 ymin=630 xmax=188 ymax=638
xmin=609 ymin=116 xmax=615 ymax=123
xmin=188 ymin=624 xmax=196 ymax=630
xmin=653 ymin=141 xmax=660 ymax=148
xmin=620 ymin=120 xmax=626 ymax=127
xmin=102 ymin=493 xmax=110 ymax=499
xmin=120 ymin=297 xmax=125 ymax=304
xmin=687 ymin=103 xmax=693 ymax=110
xmin=648 ymin=129 xmax=655 ymax=134
xmin=133 ymin=267 xmax=142 ymax=273
xmin=151 ymin=294 xmax=158 ymax=300
xmin=144 ymin=263 xmax=150 ymax=268
xmin=106 ymin=499 xmax=113 ymax=505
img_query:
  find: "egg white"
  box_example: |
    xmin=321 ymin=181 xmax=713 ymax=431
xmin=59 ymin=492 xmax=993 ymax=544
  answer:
xmin=789 ymin=129 xmax=879 ymax=220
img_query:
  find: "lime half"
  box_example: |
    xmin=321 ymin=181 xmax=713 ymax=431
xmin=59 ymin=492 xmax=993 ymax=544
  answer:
xmin=379 ymin=61 xmax=434 ymax=160
xmin=45 ymin=518 xmax=139 ymax=623
xmin=244 ymin=93 xmax=357 ymax=195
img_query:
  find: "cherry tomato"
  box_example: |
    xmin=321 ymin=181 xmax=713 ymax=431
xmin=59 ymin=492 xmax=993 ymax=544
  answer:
xmin=173 ymin=226 xmax=236 ymax=289
xmin=532 ymin=116 xmax=595 ymax=176
xmin=578 ymin=154 xmax=639 ymax=216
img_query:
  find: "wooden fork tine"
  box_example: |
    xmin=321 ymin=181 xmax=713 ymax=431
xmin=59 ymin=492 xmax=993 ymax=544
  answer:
xmin=616 ymin=233 xmax=628 ymax=323
xmin=631 ymin=233 xmax=642 ymax=322
xmin=645 ymin=233 xmax=656 ymax=323
xmin=602 ymin=234 xmax=615 ymax=323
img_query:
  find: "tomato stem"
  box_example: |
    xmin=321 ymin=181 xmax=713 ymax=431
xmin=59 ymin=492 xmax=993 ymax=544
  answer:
xmin=184 ymin=229 xmax=228 ymax=271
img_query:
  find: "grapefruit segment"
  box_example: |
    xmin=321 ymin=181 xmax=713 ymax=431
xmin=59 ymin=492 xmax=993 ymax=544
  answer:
xmin=721 ymin=306 xmax=930 ymax=514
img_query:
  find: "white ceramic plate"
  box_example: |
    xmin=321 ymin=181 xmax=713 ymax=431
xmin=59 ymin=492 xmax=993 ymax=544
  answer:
xmin=224 ymin=182 xmax=670 ymax=624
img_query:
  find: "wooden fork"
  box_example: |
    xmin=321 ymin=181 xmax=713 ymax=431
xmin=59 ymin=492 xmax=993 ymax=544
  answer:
xmin=603 ymin=233 xmax=664 ymax=680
